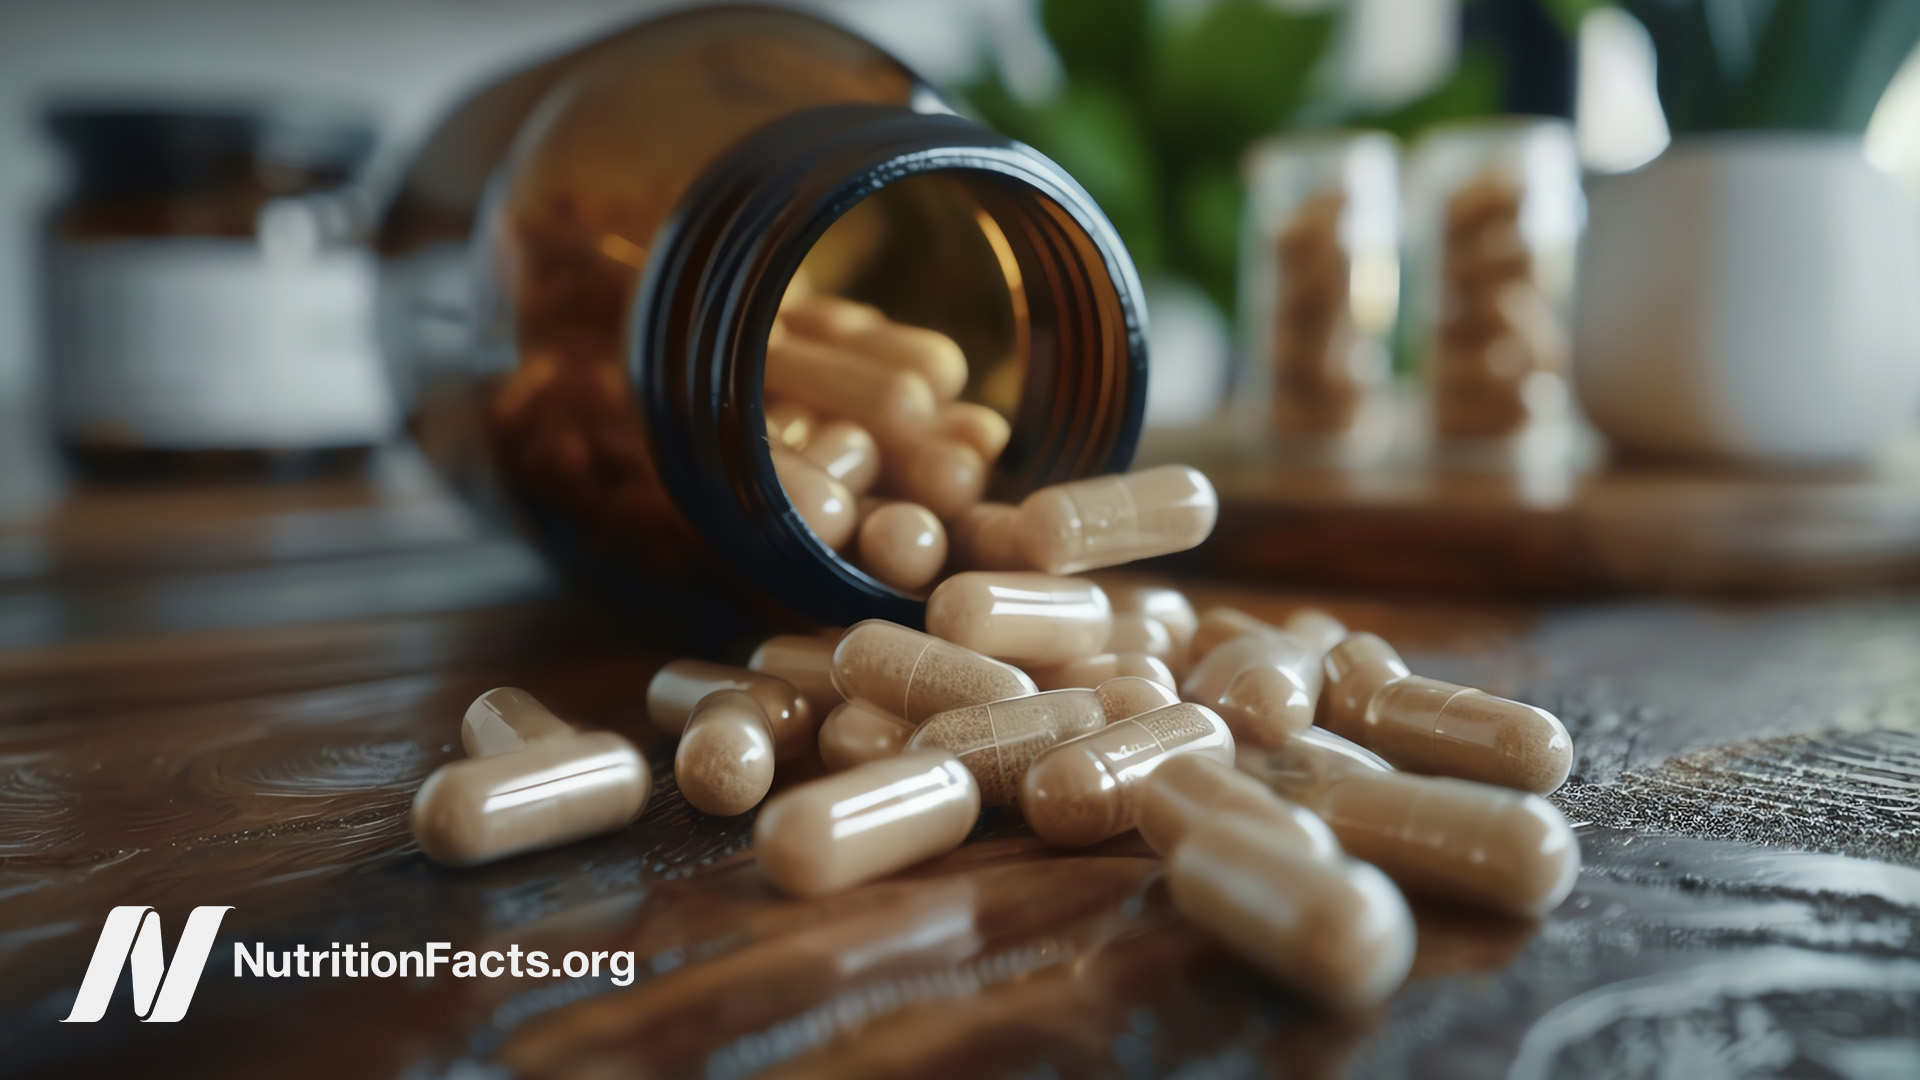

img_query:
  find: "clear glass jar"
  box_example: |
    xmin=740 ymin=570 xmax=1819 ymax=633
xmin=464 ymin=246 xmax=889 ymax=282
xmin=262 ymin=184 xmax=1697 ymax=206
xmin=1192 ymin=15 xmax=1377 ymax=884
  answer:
xmin=376 ymin=7 xmax=1147 ymax=635
xmin=1405 ymin=119 xmax=1582 ymax=447
xmin=1237 ymin=132 xmax=1399 ymax=462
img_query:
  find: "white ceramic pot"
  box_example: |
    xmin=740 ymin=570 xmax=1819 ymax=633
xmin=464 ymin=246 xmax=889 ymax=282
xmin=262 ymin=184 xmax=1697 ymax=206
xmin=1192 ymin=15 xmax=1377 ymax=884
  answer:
xmin=1575 ymin=135 xmax=1920 ymax=465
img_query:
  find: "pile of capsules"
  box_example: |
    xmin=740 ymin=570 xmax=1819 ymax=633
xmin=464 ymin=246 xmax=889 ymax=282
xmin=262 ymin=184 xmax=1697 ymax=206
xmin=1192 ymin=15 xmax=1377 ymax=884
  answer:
xmin=411 ymin=454 xmax=1578 ymax=1011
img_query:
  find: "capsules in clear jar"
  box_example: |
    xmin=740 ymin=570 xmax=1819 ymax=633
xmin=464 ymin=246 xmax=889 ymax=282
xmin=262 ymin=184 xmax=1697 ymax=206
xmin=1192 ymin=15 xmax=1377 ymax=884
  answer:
xmin=1016 ymin=466 xmax=1218 ymax=575
xmin=411 ymin=730 xmax=651 ymax=866
xmin=907 ymin=688 xmax=1108 ymax=806
xmin=831 ymin=620 xmax=1037 ymax=724
xmin=753 ymin=749 xmax=980 ymax=897
xmin=1019 ymin=701 xmax=1235 ymax=847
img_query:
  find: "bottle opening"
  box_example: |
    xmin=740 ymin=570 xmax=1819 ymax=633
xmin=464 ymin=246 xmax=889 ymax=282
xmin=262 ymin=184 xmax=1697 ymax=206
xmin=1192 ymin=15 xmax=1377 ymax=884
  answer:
xmin=756 ymin=167 xmax=1141 ymax=602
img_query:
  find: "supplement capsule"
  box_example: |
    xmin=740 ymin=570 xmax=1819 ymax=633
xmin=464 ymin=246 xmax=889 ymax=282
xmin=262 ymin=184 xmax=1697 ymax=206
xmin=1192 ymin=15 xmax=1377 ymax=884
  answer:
xmin=764 ymin=336 xmax=935 ymax=446
xmin=1285 ymin=608 xmax=1349 ymax=657
xmin=753 ymin=749 xmax=981 ymax=897
xmin=1362 ymin=676 xmax=1572 ymax=794
xmin=1315 ymin=770 xmax=1580 ymax=918
xmin=881 ymin=438 xmax=986 ymax=521
xmin=936 ymin=401 xmax=1011 ymax=462
xmin=1020 ymin=702 xmax=1235 ymax=847
xmin=949 ymin=502 xmax=1029 ymax=571
xmin=764 ymin=399 xmax=815 ymax=450
xmin=771 ymin=448 xmax=856 ymax=552
xmin=1100 ymin=583 xmax=1198 ymax=654
xmin=1317 ymin=632 xmax=1411 ymax=741
xmin=840 ymin=321 xmax=969 ymax=403
xmin=779 ymin=293 xmax=884 ymax=339
xmin=1016 ymin=465 xmax=1218 ymax=575
xmin=1136 ymin=754 xmax=1337 ymax=859
xmin=925 ymin=572 xmax=1113 ymax=666
xmin=1168 ymin=815 xmax=1415 ymax=1010
xmin=1103 ymin=612 xmax=1176 ymax=663
xmin=816 ymin=699 xmax=917 ymax=772
xmin=1180 ymin=631 xmax=1323 ymax=750
xmin=1030 ymin=652 xmax=1176 ymax=692
xmin=411 ymin=732 xmax=651 ymax=866
xmin=832 ymin=620 xmax=1038 ymax=724
xmin=646 ymin=661 xmax=817 ymax=761
xmin=1094 ymin=675 xmax=1181 ymax=723
xmin=856 ymin=502 xmax=948 ymax=591
xmin=1236 ymin=727 xmax=1392 ymax=804
xmin=747 ymin=634 xmax=842 ymax=719
xmin=907 ymin=689 xmax=1108 ymax=806
xmin=462 ymin=687 xmax=573 ymax=757
xmin=799 ymin=420 xmax=880 ymax=495
xmin=1190 ymin=607 xmax=1275 ymax=662
xmin=674 ymin=690 xmax=776 ymax=817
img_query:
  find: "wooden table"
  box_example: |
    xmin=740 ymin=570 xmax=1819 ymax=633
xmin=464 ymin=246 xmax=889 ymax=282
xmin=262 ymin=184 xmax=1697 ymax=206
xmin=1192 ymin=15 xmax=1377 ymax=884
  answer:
xmin=4 ymin=448 xmax=1919 ymax=1079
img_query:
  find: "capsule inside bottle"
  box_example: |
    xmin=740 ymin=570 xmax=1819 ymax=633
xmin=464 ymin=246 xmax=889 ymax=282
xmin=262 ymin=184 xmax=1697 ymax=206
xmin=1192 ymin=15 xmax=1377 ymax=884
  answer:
xmin=907 ymin=688 xmax=1108 ymax=806
xmin=462 ymin=687 xmax=573 ymax=757
xmin=411 ymin=731 xmax=651 ymax=866
xmin=771 ymin=448 xmax=857 ymax=552
xmin=1019 ymin=701 xmax=1235 ymax=847
xmin=799 ymin=420 xmax=880 ymax=495
xmin=753 ymin=749 xmax=980 ymax=897
xmin=831 ymin=619 xmax=1038 ymax=724
xmin=924 ymin=572 xmax=1113 ymax=666
xmin=856 ymin=502 xmax=948 ymax=591
xmin=1015 ymin=465 xmax=1218 ymax=575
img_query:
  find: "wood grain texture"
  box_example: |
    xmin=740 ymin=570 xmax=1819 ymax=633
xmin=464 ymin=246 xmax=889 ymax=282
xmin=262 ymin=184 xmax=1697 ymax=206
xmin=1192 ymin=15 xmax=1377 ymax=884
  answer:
xmin=4 ymin=453 xmax=1919 ymax=1078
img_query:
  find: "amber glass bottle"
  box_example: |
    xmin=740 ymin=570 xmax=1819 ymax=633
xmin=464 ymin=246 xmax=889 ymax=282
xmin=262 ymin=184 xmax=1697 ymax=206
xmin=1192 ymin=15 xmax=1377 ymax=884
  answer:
xmin=377 ymin=7 xmax=1147 ymax=634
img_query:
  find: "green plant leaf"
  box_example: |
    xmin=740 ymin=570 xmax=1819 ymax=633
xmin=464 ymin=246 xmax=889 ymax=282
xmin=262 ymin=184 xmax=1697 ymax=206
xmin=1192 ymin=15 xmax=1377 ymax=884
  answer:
xmin=1350 ymin=46 xmax=1506 ymax=139
xmin=1041 ymin=0 xmax=1152 ymax=90
xmin=1172 ymin=162 xmax=1244 ymax=315
xmin=1146 ymin=0 xmax=1340 ymax=160
xmin=1740 ymin=0 xmax=1920 ymax=131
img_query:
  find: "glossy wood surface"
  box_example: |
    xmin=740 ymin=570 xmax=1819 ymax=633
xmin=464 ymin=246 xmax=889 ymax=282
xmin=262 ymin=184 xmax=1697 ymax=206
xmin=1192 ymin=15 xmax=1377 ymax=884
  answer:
xmin=4 ymin=448 xmax=1919 ymax=1078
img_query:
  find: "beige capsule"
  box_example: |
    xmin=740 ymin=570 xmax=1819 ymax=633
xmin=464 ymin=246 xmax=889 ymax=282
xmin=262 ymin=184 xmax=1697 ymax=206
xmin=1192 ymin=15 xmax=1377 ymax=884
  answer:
xmin=1020 ymin=702 xmax=1235 ymax=847
xmin=771 ymin=448 xmax=857 ymax=552
xmin=936 ymin=401 xmax=1011 ymax=462
xmin=1103 ymin=612 xmax=1176 ymax=663
xmin=1030 ymin=652 xmax=1176 ymax=692
xmin=1189 ymin=607 xmax=1275 ymax=663
xmin=839 ymin=321 xmax=969 ymax=403
xmin=856 ymin=502 xmax=948 ymax=592
xmin=747 ymin=634 xmax=842 ymax=720
xmin=799 ymin=419 xmax=880 ymax=495
xmin=1094 ymin=676 xmax=1181 ymax=723
xmin=1167 ymin=814 xmax=1415 ymax=1010
xmin=881 ymin=438 xmax=986 ymax=522
xmin=764 ymin=399 xmax=815 ymax=451
xmin=1016 ymin=466 xmax=1218 ymax=575
xmin=831 ymin=620 xmax=1038 ymax=724
xmin=764 ymin=336 xmax=935 ymax=446
xmin=1180 ymin=631 xmax=1323 ymax=750
xmin=1361 ymin=676 xmax=1572 ymax=794
xmin=1284 ymin=608 xmax=1349 ymax=658
xmin=1235 ymin=727 xmax=1392 ymax=804
xmin=1100 ymin=583 xmax=1198 ymax=653
xmin=753 ymin=749 xmax=981 ymax=897
xmin=1314 ymin=770 xmax=1580 ymax=918
xmin=925 ymin=572 xmax=1113 ymax=666
xmin=1317 ymin=632 xmax=1411 ymax=741
xmin=674 ymin=690 xmax=776 ymax=817
xmin=411 ymin=731 xmax=651 ymax=866
xmin=816 ymin=699 xmax=917 ymax=771
xmin=949 ymin=502 xmax=1029 ymax=571
xmin=1136 ymin=753 xmax=1337 ymax=859
xmin=462 ymin=687 xmax=573 ymax=757
xmin=907 ymin=689 xmax=1108 ymax=806
xmin=645 ymin=660 xmax=817 ymax=761
xmin=779 ymin=293 xmax=883 ymax=339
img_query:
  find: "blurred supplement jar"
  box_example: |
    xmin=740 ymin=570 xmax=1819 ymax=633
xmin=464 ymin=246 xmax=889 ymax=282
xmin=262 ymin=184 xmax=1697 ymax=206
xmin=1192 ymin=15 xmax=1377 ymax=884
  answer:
xmin=1237 ymin=132 xmax=1398 ymax=463
xmin=1405 ymin=120 xmax=1581 ymax=448
xmin=376 ymin=6 xmax=1147 ymax=634
xmin=43 ymin=104 xmax=394 ymax=477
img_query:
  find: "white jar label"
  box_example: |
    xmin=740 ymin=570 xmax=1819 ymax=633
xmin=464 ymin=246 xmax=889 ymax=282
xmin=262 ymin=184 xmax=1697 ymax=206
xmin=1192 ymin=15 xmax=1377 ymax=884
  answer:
xmin=48 ymin=238 xmax=397 ymax=448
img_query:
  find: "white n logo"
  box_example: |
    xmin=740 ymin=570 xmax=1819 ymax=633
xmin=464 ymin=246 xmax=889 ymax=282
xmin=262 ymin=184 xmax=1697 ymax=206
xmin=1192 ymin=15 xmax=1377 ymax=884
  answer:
xmin=61 ymin=906 xmax=232 ymax=1023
